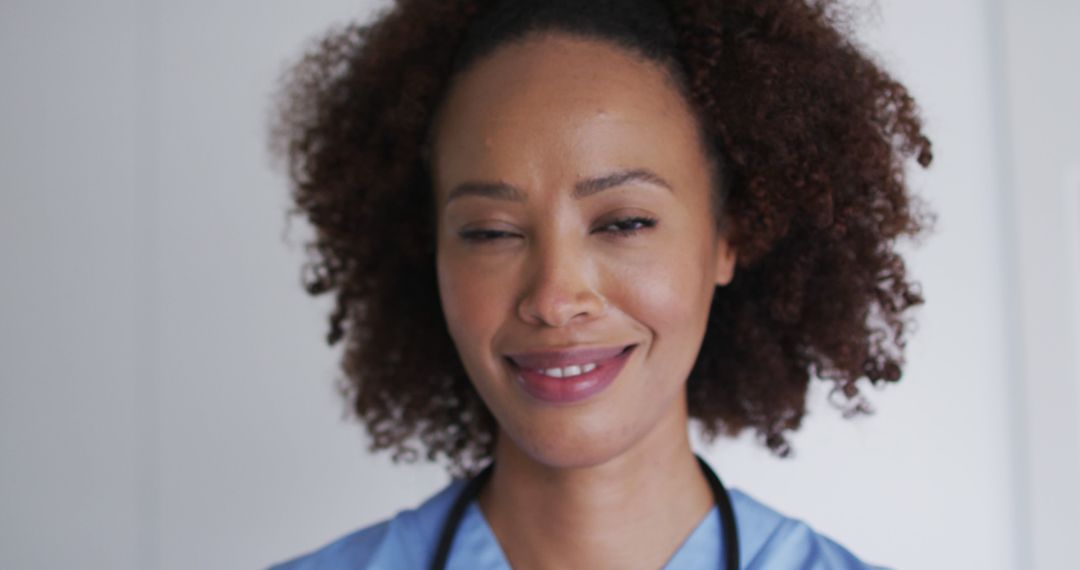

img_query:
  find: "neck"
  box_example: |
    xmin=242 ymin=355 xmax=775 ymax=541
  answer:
xmin=476 ymin=413 xmax=714 ymax=569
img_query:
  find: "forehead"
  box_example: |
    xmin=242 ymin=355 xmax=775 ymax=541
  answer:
xmin=430 ymin=32 xmax=705 ymax=194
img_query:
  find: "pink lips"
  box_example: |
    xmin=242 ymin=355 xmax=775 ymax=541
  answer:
xmin=505 ymin=344 xmax=636 ymax=404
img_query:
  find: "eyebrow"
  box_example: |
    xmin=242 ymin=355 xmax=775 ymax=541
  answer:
xmin=444 ymin=168 xmax=673 ymax=205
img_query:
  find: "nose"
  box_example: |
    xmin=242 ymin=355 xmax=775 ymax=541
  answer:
xmin=517 ymin=236 xmax=608 ymax=328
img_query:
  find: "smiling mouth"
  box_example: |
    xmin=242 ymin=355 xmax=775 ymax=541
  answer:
xmin=507 ymin=344 xmax=637 ymax=404
xmin=504 ymin=343 xmax=637 ymax=375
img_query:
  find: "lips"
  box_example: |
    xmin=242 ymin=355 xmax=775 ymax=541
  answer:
xmin=504 ymin=344 xmax=635 ymax=371
xmin=507 ymin=344 xmax=637 ymax=404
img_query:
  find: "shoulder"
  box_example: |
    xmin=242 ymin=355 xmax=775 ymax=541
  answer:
xmin=267 ymin=478 xmax=466 ymax=570
xmin=728 ymin=487 xmax=891 ymax=570
xmin=267 ymin=479 xmax=889 ymax=570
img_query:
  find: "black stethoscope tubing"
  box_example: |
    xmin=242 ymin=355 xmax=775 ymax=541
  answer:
xmin=430 ymin=453 xmax=739 ymax=569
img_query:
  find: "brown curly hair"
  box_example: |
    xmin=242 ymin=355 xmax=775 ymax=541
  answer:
xmin=270 ymin=0 xmax=934 ymax=477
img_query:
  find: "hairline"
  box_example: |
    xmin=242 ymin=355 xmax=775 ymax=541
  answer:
xmin=420 ymin=28 xmax=729 ymax=234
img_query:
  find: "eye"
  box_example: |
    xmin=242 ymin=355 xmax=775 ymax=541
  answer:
xmin=457 ymin=216 xmax=659 ymax=244
xmin=458 ymin=228 xmax=522 ymax=243
xmin=594 ymin=216 xmax=658 ymax=237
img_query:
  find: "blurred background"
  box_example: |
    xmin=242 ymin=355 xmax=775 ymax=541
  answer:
xmin=2 ymin=0 xmax=1078 ymax=568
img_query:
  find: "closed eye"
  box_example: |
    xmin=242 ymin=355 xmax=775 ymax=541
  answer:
xmin=458 ymin=228 xmax=520 ymax=242
xmin=595 ymin=216 xmax=658 ymax=237
xmin=457 ymin=216 xmax=658 ymax=243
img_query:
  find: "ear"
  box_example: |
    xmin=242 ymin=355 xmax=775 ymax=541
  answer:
xmin=714 ymin=236 xmax=737 ymax=286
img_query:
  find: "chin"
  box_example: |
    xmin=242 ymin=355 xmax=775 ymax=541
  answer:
xmin=499 ymin=418 xmax=638 ymax=471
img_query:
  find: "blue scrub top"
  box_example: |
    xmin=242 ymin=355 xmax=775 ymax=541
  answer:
xmin=270 ymin=478 xmax=889 ymax=569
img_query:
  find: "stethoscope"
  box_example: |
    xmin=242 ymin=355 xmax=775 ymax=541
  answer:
xmin=430 ymin=453 xmax=739 ymax=570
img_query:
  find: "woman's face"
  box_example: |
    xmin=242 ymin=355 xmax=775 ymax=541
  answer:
xmin=431 ymin=33 xmax=736 ymax=469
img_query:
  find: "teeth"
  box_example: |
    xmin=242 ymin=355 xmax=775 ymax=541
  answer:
xmin=536 ymin=362 xmax=598 ymax=378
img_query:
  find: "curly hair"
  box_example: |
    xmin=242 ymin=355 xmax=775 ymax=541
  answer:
xmin=270 ymin=0 xmax=934 ymax=477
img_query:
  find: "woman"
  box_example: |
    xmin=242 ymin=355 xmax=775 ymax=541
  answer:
xmin=268 ymin=0 xmax=932 ymax=567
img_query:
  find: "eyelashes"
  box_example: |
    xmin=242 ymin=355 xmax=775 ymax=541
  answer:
xmin=599 ymin=215 xmax=658 ymax=237
xmin=458 ymin=216 xmax=658 ymax=243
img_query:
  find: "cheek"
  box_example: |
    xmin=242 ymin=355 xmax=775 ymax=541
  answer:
xmin=608 ymin=240 xmax=713 ymax=339
xmin=436 ymin=252 xmax=505 ymax=356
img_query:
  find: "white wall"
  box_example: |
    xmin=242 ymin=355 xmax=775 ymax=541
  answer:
xmin=998 ymin=0 xmax=1080 ymax=567
xmin=3 ymin=1 xmax=1068 ymax=568
xmin=1 ymin=1 xmax=143 ymax=568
